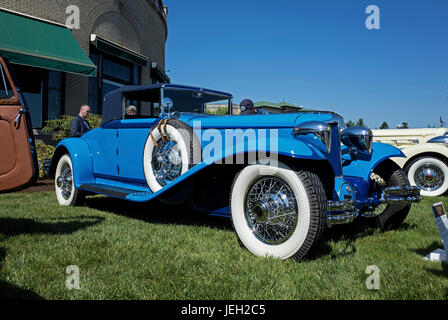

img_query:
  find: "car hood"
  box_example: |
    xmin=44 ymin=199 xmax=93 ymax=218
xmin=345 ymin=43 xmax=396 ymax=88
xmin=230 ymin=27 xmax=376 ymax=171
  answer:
xmin=180 ymin=112 xmax=341 ymax=129
xmin=373 ymin=128 xmax=448 ymax=143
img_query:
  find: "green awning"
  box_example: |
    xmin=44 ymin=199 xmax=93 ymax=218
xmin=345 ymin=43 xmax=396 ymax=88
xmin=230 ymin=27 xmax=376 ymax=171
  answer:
xmin=0 ymin=9 xmax=97 ymax=76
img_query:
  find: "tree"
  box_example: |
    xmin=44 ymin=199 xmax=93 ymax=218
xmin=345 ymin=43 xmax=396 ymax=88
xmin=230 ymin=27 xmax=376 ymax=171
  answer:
xmin=356 ymin=118 xmax=366 ymax=127
xmin=346 ymin=120 xmax=356 ymax=127
xmin=345 ymin=119 xmax=367 ymax=128
xmin=397 ymin=122 xmax=409 ymax=129
xmin=380 ymin=121 xmax=389 ymax=129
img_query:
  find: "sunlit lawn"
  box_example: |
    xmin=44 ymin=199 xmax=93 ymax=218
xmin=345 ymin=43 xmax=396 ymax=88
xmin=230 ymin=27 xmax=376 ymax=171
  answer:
xmin=0 ymin=190 xmax=447 ymax=300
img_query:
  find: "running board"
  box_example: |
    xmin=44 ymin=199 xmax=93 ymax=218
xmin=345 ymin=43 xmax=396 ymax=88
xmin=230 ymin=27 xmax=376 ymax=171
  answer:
xmin=79 ymin=183 xmax=152 ymax=200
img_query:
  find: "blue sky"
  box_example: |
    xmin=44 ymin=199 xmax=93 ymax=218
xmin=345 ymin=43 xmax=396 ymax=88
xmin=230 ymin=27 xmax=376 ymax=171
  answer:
xmin=163 ymin=0 xmax=448 ymax=128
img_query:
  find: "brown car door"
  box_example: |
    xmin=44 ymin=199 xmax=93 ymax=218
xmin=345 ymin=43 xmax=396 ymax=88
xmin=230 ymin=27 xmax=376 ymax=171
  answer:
xmin=0 ymin=57 xmax=37 ymax=191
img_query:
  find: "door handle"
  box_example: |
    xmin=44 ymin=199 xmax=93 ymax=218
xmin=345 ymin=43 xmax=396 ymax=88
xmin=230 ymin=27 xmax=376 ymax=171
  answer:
xmin=14 ymin=108 xmax=25 ymax=128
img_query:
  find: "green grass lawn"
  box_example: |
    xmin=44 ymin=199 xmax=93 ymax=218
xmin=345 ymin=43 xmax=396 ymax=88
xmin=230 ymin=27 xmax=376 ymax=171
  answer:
xmin=0 ymin=190 xmax=447 ymax=300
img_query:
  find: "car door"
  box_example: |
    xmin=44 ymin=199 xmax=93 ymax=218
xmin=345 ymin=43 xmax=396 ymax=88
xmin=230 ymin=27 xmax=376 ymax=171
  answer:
xmin=116 ymin=119 xmax=159 ymax=183
xmin=0 ymin=57 xmax=38 ymax=191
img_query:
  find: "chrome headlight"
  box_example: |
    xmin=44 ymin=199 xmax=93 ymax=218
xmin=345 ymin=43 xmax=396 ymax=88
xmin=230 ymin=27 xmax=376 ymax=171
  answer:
xmin=294 ymin=121 xmax=332 ymax=152
xmin=341 ymin=127 xmax=373 ymax=154
xmin=428 ymin=135 xmax=448 ymax=144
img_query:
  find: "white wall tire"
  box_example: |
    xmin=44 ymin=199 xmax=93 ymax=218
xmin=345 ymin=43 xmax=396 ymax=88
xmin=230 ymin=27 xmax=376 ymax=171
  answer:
xmin=55 ymin=154 xmax=83 ymax=206
xmin=406 ymin=157 xmax=448 ymax=197
xmin=143 ymin=119 xmax=201 ymax=193
xmin=230 ymin=163 xmax=327 ymax=261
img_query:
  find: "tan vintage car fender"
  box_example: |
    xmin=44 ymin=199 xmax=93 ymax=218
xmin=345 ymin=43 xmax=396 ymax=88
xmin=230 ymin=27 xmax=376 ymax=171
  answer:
xmin=373 ymin=128 xmax=448 ymax=196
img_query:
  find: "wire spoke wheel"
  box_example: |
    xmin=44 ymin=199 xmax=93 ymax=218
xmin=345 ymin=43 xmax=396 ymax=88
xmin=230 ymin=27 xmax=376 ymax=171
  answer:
xmin=230 ymin=163 xmax=327 ymax=261
xmin=151 ymin=139 xmax=183 ymax=187
xmin=245 ymin=176 xmax=298 ymax=245
xmin=57 ymin=164 xmax=73 ymax=200
xmin=143 ymin=119 xmax=201 ymax=193
xmin=54 ymin=154 xmax=84 ymax=206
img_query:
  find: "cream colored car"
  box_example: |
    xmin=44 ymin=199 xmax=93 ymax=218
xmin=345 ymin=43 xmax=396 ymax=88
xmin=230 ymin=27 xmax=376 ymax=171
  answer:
xmin=373 ymin=128 xmax=448 ymax=197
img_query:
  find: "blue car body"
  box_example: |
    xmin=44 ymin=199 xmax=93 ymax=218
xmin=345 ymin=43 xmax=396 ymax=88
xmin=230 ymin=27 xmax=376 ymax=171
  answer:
xmin=52 ymin=84 xmax=419 ymax=222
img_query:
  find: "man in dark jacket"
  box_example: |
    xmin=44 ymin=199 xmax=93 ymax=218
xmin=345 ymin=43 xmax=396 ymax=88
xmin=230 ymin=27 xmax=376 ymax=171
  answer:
xmin=70 ymin=104 xmax=91 ymax=137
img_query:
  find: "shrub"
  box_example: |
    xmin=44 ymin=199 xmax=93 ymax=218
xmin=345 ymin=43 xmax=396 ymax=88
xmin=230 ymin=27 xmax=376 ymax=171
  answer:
xmin=206 ymin=106 xmax=229 ymax=116
xmin=42 ymin=114 xmax=102 ymax=143
xmin=37 ymin=114 xmax=102 ymax=179
xmin=35 ymin=141 xmax=55 ymax=179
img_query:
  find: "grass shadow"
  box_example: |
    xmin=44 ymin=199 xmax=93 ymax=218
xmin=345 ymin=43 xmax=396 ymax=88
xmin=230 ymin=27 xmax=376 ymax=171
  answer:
xmin=85 ymin=196 xmax=419 ymax=262
xmin=412 ymin=241 xmax=443 ymax=257
xmin=0 ymin=216 xmax=105 ymax=238
xmin=306 ymin=219 xmax=416 ymax=261
xmin=0 ymin=215 xmax=104 ymax=299
xmin=84 ymin=196 xmax=233 ymax=231
xmin=411 ymin=241 xmax=448 ymax=278
xmin=0 ymin=248 xmax=43 ymax=300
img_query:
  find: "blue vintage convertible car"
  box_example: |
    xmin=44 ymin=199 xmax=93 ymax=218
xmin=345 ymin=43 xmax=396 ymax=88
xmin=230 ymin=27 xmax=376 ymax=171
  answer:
xmin=50 ymin=84 xmax=420 ymax=261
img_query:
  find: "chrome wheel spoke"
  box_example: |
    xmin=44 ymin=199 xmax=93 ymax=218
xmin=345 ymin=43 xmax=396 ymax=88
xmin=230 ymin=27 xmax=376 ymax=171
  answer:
xmin=245 ymin=176 xmax=298 ymax=245
xmin=152 ymin=140 xmax=183 ymax=187
xmin=58 ymin=164 xmax=73 ymax=200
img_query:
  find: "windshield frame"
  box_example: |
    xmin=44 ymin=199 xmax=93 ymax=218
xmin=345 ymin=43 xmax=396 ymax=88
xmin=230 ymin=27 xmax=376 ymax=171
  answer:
xmin=161 ymin=86 xmax=233 ymax=115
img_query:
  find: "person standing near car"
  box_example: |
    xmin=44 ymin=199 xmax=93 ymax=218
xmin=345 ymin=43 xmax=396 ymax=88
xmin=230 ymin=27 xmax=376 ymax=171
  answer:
xmin=239 ymin=99 xmax=257 ymax=115
xmin=70 ymin=104 xmax=91 ymax=137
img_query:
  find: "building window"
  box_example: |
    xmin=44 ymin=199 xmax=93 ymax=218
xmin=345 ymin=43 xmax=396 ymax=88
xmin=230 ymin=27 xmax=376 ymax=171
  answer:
xmin=10 ymin=65 xmax=64 ymax=129
xmin=88 ymin=47 xmax=141 ymax=114
xmin=47 ymin=70 xmax=64 ymax=120
xmin=14 ymin=65 xmax=43 ymax=128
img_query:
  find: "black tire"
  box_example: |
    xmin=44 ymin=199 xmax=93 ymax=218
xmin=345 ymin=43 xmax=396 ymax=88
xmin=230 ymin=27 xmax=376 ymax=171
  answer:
xmin=143 ymin=118 xmax=201 ymax=193
xmin=229 ymin=162 xmax=327 ymax=261
xmin=368 ymin=161 xmax=411 ymax=231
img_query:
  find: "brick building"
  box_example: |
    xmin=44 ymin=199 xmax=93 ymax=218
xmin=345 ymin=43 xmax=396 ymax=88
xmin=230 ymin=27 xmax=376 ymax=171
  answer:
xmin=0 ymin=0 xmax=169 ymax=128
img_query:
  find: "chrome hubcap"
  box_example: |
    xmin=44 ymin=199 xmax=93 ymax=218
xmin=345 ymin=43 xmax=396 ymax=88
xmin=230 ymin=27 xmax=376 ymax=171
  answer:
xmin=152 ymin=140 xmax=183 ymax=187
xmin=57 ymin=165 xmax=73 ymax=200
xmin=245 ymin=177 xmax=298 ymax=245
xmin=415 ymin=164 xmax=444 ymax=192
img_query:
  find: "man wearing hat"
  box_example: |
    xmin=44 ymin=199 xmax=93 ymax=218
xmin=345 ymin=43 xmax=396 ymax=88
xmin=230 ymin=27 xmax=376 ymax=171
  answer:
xmin=239 ymin=99 xmax=257 ymax=115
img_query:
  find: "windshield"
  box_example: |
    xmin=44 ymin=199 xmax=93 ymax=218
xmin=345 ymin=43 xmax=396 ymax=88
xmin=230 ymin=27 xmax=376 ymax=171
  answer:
xmin=164 ymin=89 xmax=232 ymax=114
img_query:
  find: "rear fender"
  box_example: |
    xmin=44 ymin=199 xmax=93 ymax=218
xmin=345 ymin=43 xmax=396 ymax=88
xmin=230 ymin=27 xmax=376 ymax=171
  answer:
xmin=52 ymin=138 xmax=94 ymax=187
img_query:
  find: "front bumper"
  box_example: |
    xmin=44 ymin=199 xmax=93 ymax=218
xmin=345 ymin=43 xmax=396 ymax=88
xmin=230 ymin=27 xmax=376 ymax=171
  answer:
xmin=327 ymin=185 xmax=421 ymax=225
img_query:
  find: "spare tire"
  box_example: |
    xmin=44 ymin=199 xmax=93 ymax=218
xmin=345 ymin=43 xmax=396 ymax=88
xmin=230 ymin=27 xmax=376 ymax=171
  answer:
xmin=143 ymin=119 xmax=201 ymax=192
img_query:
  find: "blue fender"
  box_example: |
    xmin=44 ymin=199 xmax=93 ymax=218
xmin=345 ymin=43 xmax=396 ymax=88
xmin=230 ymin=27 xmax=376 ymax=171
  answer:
xmin=197 ymin=128 xmax=327 ymax=165
xmin=127 ymin=137 xmax=327 ymax=202
xmin=54 ymin=138 xmax=95 ymax=187
xmin=342 ymin=142 xmax=405 ymax=181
